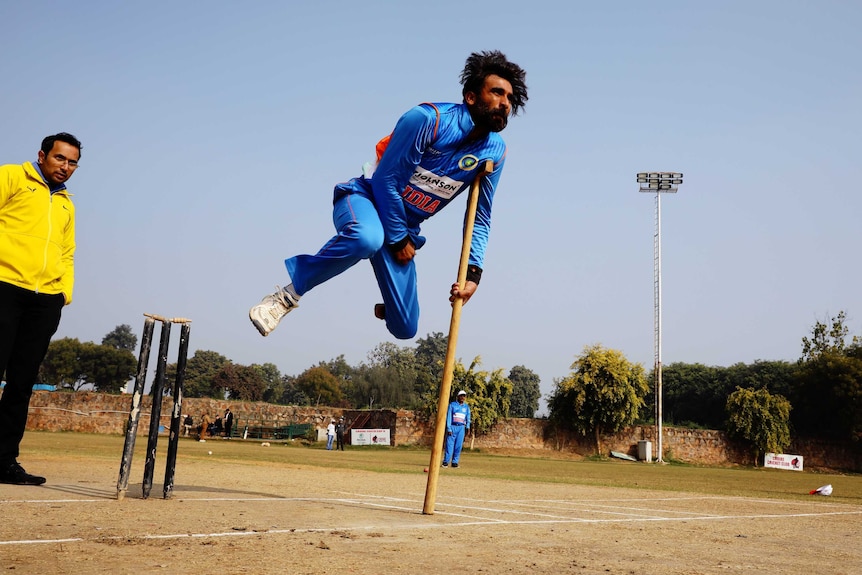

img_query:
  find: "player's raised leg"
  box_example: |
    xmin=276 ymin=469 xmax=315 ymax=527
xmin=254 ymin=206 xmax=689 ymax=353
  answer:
xmin=249 ymin=192 xmax=384 ymax=336
xmin=370 ymin=246 xmax=419 ymax=340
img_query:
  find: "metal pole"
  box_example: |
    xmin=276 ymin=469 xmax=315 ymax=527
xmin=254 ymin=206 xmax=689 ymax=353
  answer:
xmin=655 ymin=193 xmax=663 ymax=463
xmin=639 ymin=172 xmax=681 ymax=464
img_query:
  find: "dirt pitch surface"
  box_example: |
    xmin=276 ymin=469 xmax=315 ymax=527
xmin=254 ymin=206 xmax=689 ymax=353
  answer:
xmin=2 ymin=435 xmax=861 ymax=575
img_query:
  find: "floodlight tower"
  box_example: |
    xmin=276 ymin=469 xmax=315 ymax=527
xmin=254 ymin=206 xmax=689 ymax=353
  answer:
xmin=637 ymin=172 xmax=683 ymax=463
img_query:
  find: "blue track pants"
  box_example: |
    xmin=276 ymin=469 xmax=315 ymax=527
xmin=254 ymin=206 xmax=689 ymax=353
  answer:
xmin=443 ymin=425 xmax=466 ymax=465
xmin=285 ymin=192 xmax=419 ymax=339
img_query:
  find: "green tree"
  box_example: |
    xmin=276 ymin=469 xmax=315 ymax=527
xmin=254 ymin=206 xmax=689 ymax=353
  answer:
xmin=656 ymin=362 xmax=724 ymax=427
xmin=295 ymin=366 xmax=344 ymax=407
xmin=414 ymin=332 xmax=448 ymax=396
xmin=794 ymin=311 xmax=862 ymax=442
xmin=41 ymin=338 xmax=135 ymax=392
xmin=318 ymin=354 xmax=357 ymax=407
xmin=41 ymin=337 xmax=85 ymax=389
xmin=548 ymin=344 xmax=648 ymax=455
xmin=724 ymin=361 xmax=797 ymax=405
xmin=508 ymin=365 xmax=540 ymax=418
xmin=726 ymin=387 xmax=792 ymax=465
xmin=265 ymin=374 xmax=309 ymax=405
xmin=214 ymin=363 xmax=266 ymax=401
xmin=452 ymin=357 xmax=512 ymax=436
xmin=252 ymin=362 xmax=282 ymax=398
xmin=659 ymin=361 xmax=797 ymax=429
xmin=182 ymin=350 xmax=229 ymax=398
xmin=101 ymin=324 xmax=137 ymax=352
xmin=78 ymin=342 xmax=137 ymax=393
xmin=801 ymin=311 xmax=852 ymax=359
xmin=349 ymin=343 xmax=419 ymax=409
xmin=319 ymin=355 xmax=354 ymax=381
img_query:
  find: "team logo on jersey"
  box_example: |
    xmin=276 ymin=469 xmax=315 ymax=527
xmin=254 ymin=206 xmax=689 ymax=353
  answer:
xmin=458 ymin=155 xmax=480 ymax=171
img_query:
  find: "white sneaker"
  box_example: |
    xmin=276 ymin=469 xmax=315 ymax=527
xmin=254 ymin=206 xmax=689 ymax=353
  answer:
xmin=249 ymin=286 xmax=299 ymax=336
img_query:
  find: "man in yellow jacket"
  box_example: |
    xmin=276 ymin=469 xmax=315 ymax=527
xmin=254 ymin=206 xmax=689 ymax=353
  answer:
xmin=0 ymin=132 xmax=81 ymax=485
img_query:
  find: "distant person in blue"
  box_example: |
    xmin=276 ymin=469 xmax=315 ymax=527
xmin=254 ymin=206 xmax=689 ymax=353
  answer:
xmin=442 ymin=390 xmax=471 ymax=468
xmin=249 ymin=51 xmax=528 ymax=339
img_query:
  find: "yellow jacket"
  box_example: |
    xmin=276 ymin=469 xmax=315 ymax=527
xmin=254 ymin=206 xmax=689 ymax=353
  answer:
xmin=0 ymin=161 xmax=75 ymax=303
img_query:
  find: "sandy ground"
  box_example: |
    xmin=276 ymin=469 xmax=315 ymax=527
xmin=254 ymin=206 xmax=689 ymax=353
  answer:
xmin=1 ymin=444 xmax=861 ymax=575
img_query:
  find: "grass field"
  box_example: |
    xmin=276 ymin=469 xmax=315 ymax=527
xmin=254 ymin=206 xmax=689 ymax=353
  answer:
xmin=28 ymin=431 xmax=860 ymax=500
xmin=2 ymin=431 xmax=861 ymax=574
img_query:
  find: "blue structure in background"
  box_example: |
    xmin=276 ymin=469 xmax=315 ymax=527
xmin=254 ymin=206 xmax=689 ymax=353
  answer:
xmin=0 ymin=382 xmax=56 ymax=392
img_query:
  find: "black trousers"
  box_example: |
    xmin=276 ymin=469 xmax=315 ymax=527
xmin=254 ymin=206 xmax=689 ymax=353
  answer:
xmin=0 ymin=282 xmax=64 ymax=462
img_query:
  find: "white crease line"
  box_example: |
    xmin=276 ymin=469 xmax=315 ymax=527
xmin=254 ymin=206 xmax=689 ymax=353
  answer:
xmin=332 ymin=491 xmax=416 ymax=502
xmin=445 ymin=496 xmax=862 ymax=520
xmin=499 ymin=500 xmax=727 ymax=518
xmin=506 ymin=496 xmax=862 ymax=513
xmin=0 ymin=538 xmax=83 ymax=546
xmin=4 ymin=493 xmax=861 ymax=549
xmin=334 ymin=493 xmax=646 ymax=522
xmin=433 ymin=495 xmax=716 ymax=519
xmin=3 ymin=509 xmax=862 ymax=547
xmin=6 ymin=493 xmax=852 ymax=524
xmin=436 ymin=501 xmax=635 ymax=521
xmin=0 ymin=499 xmax=103 ymax=504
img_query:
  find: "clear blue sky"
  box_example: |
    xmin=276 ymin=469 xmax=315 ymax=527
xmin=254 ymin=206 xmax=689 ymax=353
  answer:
xmin=3 ymin=1 xmax=860 ymax=412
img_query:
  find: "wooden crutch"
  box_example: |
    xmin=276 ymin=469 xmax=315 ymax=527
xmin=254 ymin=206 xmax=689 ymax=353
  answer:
xmin=422 ymin=159 xmax=494 ymax=515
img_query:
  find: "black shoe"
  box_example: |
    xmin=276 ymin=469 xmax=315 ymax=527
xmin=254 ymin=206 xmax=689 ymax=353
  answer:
xmin=0 ymin=461 xmax=46 ymax=485
xmin=441 ymin=462 xmax=448 ymax=467
xmin=374 ymin=303 xmax=385 ymax=320
xmin=452 ymin=463 xmax=459 ymax=468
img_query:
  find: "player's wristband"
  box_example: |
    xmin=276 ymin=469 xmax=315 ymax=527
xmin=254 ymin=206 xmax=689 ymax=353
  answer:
xmin=466 ymin=265 xmax=482 ymax=285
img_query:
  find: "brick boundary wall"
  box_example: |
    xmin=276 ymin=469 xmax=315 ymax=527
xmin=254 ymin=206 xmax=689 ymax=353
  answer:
xmin=15 ymin=391 xmax=861 ymax=472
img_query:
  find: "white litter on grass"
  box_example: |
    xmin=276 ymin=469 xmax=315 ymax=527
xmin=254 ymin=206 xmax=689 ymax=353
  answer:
xmin=809 ymin=484 xmax=833 ymax=496
xmin=261 ymin=442 xmax=270 ymax=447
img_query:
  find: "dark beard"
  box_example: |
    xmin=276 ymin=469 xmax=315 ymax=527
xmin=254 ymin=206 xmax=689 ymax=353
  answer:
xmin=471 ymin=101 xmax=508 ymax=133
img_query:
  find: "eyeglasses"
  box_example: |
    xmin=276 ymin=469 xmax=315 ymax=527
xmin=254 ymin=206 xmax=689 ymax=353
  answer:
xmin=52 ymin=154 xmax=79 ymax=169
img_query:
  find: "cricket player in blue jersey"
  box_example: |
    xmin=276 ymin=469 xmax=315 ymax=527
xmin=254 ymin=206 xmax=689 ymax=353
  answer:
xmin=442 ymin=390 xmax=471 ymax=468
xmin=250 ymin=51 xmax=528 ymax=339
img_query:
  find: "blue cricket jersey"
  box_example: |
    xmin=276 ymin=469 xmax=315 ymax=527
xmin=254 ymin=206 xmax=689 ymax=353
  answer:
xmin=337 ymin=102 xmax=507 ymax=269
xmin=446 ymin=400 xmax=471 ymax=432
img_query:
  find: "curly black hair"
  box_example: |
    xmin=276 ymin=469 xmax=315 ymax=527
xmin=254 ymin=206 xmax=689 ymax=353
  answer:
xmin=41 ymin=132 xmax=83 ymax=158
xmin=460 ymin=51 xmax=528 ymax=116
